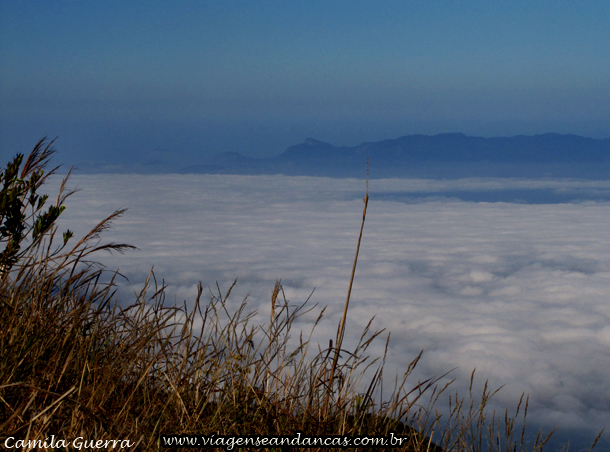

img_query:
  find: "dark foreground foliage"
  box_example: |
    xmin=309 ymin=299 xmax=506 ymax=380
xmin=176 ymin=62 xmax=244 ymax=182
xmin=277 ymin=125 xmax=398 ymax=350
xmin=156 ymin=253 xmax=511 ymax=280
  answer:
xmin=1 ymin=139 xmax=597 ymax=451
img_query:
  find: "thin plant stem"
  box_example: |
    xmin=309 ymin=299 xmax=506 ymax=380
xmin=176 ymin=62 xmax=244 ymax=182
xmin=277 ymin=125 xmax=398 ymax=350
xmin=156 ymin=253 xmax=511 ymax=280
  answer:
xmin=327 ymin=160 xmax=369 ymax=410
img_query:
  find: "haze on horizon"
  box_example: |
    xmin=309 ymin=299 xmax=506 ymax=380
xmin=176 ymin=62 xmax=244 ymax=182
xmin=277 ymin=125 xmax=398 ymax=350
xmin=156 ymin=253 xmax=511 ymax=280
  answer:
xmin=1 ymin=1 xmax=609 ymax=168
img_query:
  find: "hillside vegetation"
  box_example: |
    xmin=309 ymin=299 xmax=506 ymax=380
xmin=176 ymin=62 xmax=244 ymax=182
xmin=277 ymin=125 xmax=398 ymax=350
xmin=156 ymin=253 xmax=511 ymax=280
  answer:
xmin=0 ymin=139 xmax=596 ymax=451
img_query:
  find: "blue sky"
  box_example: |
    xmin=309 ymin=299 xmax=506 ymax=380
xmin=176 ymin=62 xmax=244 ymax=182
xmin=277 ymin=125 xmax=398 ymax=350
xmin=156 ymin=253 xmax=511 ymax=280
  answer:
xmin=1 ymin=1 xmax=609 ymax=165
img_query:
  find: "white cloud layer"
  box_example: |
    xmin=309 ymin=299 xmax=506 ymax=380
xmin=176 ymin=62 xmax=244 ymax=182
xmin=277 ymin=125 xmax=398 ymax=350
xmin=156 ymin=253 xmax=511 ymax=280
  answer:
xmin=52 ymin=174 xmax=610 ymax=449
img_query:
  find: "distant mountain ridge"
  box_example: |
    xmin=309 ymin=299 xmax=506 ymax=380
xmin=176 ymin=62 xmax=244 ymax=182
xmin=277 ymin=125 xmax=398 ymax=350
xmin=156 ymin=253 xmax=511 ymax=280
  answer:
xmin=181 ymin=133 xmax=610 ymax=179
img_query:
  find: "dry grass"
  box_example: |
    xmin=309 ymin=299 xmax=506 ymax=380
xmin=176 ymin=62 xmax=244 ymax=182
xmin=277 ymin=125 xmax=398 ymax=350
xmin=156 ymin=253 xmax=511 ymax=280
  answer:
xmin=0 ymin=140 xmax=595 ymax=451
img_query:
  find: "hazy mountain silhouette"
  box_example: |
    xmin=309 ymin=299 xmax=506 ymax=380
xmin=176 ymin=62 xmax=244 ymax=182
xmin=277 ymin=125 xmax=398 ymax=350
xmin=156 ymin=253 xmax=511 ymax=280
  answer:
xmin=179 ymin=133 xmax=610 ymax=179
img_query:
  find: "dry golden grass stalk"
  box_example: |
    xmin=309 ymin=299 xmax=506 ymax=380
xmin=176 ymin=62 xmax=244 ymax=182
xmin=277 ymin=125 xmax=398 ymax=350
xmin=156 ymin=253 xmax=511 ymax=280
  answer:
xmin=328 ymin=160 xmax=369 ymax=409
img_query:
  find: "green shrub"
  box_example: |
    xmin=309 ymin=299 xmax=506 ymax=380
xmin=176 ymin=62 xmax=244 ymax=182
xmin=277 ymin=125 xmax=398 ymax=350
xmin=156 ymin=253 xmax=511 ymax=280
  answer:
xmin=0 ymin=138 xmax=74 ymax=272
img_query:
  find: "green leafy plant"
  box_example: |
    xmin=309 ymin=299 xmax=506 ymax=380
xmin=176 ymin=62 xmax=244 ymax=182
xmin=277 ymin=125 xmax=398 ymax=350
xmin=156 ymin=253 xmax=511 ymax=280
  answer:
xmin=0 ymin=138 xmax=74 ymax=273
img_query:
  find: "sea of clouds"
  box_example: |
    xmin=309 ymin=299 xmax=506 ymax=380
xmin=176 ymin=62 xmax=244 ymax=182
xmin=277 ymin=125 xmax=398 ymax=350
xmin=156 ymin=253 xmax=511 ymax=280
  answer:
xmin=51 ymin=174 xmax=610 ymax=450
